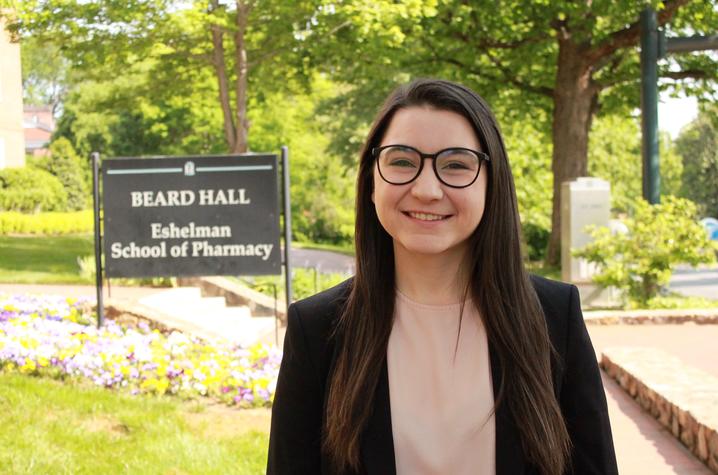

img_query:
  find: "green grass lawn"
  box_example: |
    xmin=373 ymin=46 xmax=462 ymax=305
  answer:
xmin=0 ymin=235 xmax=94 ymax=284
xmin=0 ymin=373 xmax=270 ymax=474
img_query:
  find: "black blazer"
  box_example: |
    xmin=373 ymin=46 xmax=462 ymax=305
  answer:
xmin=267 ymin=275 xmax=618 ymax=474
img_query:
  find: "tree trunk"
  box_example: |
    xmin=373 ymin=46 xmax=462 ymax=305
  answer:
xmin=209 ymin=0 xmax=237 ymax=152
xmin=232 ymin=0 xmax=251 ymax=154
xmin=545 ymin=37 xmax=600 ymax=268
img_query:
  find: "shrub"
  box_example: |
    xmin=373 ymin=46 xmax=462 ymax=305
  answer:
xmin=30 ymin=137 xmax=89 ymax=211
xmin=574 ymin=196 xmax=717 ymax=306
xmin=239 ymin=267 xmax=349 ymax=302
xmin=0 ymin=210 xmax=93 ymax=235
xmin=0 ymin=167 xmax=68 ymax=213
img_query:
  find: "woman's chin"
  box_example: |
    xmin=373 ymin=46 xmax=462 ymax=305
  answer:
xmin=393 ymin=239 xmax=461 ymax=259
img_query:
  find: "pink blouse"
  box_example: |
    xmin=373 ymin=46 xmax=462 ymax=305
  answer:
xmin=387 ymin=291 xmax=496 ymax=475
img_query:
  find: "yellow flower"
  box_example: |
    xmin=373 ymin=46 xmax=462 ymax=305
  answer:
xmin=20 ymin=359 xmax=36 ymax=374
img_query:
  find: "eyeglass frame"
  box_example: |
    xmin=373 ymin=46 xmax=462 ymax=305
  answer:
xmin=372 ymin=144 xmax=490 ymax=189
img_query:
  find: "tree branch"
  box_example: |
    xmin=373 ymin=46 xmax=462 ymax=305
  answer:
xmin=484 ymin=50 xmax=554 ymax=97
xmin=442 ymin=14 xmax=549 ymax=50
xmin=661 ymin=69 xmax=710 ymax=80
xmin=586 ymin=0 xmax=691 ymax=64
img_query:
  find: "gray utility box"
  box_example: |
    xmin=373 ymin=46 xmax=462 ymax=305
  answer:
xmin=560 ymin=177 xmax=620 ymax=308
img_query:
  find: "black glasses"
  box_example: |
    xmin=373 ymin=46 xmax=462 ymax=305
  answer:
xmin=372 ymin=144 xmax=490 ymax=188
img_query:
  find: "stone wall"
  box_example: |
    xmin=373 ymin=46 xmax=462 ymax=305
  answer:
xmin=601 ymin=347 xmax=718 ymax=474
xmin=585 ymin=308 xmax=718 ymax=325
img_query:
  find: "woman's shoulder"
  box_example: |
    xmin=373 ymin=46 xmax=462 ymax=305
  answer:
xmin=528 ymin=273 xmax=575 ymax=307
xmin=289 ymin=277 xmax=353 ymax=334
xmin=527 ymin=273 xmax=579 ymax=330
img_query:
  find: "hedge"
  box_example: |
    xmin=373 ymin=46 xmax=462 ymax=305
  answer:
xmin=0 ymin=210 xmax=93 ymax=235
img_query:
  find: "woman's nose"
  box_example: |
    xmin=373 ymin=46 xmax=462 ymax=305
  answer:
xmin=410 ymin=159 xmax=443 ymax=201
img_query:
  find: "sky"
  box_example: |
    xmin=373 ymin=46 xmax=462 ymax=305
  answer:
xmin=658 ymin=92 xmax=699 ymax=139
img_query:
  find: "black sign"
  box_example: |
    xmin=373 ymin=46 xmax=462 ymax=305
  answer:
xmin=102 ymin=155 xmax=281 ymax=278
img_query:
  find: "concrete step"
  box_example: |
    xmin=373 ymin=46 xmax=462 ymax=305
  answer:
xmin=137 ymin=286 xmax=277 ymax=347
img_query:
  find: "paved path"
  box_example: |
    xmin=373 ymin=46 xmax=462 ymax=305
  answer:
xmin=601 ymin=372 xmax=712 ymax=474
xmin=669 ymin=264 xmax=718 ymax=300
xmin=1 ymin=282 xmax=715 ymax=474
xmin=289 ymin=247 xmax=354 ymax=274
xmin=587 ymin=324 xmax=716 ymax=474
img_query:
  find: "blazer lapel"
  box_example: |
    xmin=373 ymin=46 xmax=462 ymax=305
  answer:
xmin=490 ymin=343 xmax=527 ymax=475
xmin=361 ymin=359 xmax=396 ymax=474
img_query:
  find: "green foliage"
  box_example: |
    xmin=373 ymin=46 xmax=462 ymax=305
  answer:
xmin=29 ymin=138 xmax=90 ymax=210
xmin=248 ymin=77 xmax=355 ymax=244
xmin=308 ymin=0 xmax=718 ymax=155
xmin=20 ymin=35 xmax=67 ymax=108
xmin=54 ymin=60 xmax=228 ymax=158
xmin=574 ymin=196 xmax=717 ymax=306
xmin=0 ymin=167 xmax=67 ymax=213
xmin=589 ymin=115 xmax=683 ymax=214
xmin=240 ymin=267 xmax=349 ymax=302
xmin=0 ymin=210 xmax=93 ymax=235
xmin=8 ymin=0 xmax=320 ymax=154
xmin=502 ymin=116 xmax=553 ymax=261
xmin=675 ymin=106 xmax=718 ymax=218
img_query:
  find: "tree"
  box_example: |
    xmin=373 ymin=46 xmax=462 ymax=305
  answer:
xmin=29 ymin=138 xmax=89 ymax=210
xmin=575 ymin=196 xmax=716 ymax=306
xmin=19 ymin=36 xmax=68 ymax=113
xmin=675 ymin=105 xmax=718 ymax=218
xmin=53 ymin=57 xmax=227 ymax=158
xmin=4 ymin=0 xmax=319 ymax=153
xmin=589 ymin=114 xmax=683 ymax=214
xmin=309 ymin=0 xmax=718 ymax=266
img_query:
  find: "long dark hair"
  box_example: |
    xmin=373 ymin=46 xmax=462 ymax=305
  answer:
xmin=323 ymin=79 xmax=570 ymax=475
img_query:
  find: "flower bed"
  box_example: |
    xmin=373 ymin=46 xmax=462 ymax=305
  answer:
xmin=0 ymin=294 xmax=281 ymax=408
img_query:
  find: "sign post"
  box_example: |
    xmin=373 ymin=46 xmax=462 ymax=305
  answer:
xmin=281 ymin=146 xmax=293 ymax=309
xmin=91 ymin=152 xmax=104 ymax=328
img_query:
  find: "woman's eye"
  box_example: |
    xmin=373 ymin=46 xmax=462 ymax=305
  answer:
xmin=442 ymin=161 xmax=470 ymax=170
xmin=388 ymin=158 xmax=417 ymax=168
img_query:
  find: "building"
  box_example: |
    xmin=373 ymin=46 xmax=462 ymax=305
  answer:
xmin=0 ymin=15 xmax=25 ymax=169
xmin=23 ymin=105 xmax=54 ymax=156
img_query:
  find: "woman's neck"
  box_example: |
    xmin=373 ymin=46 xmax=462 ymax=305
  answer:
xmin=393 ymin=243 xmax=470 ymax=305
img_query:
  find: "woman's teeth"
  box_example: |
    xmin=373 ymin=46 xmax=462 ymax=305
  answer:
xmin=408 ymin=212 xmax=446 ymax=221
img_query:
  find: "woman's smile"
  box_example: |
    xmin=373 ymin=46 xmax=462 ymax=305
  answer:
xmin=403 ymin=211 xmax=452 ymax=222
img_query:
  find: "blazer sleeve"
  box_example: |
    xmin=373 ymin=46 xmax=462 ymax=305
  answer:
xmin=267 ymin=303 xmax=323 ymax=475
xmin=560 ymin=285 xmax=619 ymax=475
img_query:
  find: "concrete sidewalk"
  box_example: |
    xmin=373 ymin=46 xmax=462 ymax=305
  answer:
xmin=1 ymin=283 xmax=714 ymax=474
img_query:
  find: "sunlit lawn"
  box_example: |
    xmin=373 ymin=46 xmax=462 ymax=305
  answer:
xmin=0 ymin=235 xmax=94 ymax=284
xmin=0 ymin=373 xmax=270 ymax=474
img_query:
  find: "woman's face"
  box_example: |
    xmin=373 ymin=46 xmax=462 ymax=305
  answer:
xmin=372 ymin=106 xmax=488 ymax=261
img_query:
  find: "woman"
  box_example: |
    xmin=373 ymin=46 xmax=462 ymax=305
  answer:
xmin=267 ymin=79 xmax=617 ymax=475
